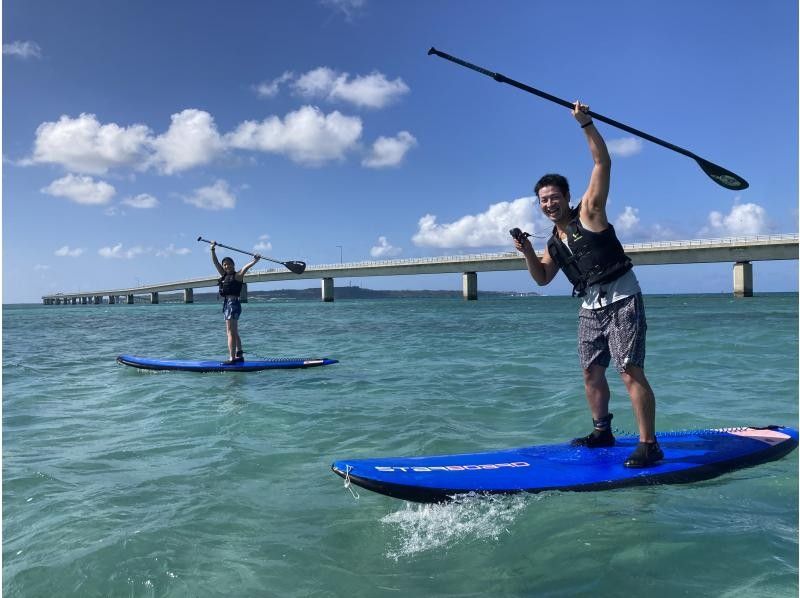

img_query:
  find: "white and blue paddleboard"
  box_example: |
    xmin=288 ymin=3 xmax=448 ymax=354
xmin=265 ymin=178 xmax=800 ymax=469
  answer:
xmin=117 ymin=354 xmax=338 ymax=372
xmin=331 ymin=426 xmax=798 ymax=502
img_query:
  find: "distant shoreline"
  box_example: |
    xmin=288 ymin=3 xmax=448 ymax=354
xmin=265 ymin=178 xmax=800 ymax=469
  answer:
xmin=9 ymin=289 xmax=800 ymax=306
xmin=172 ymin=286 xmax=539 ymax=303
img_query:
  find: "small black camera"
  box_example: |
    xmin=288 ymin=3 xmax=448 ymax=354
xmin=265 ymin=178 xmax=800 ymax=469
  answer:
xmin=509 ymin=227 xmax=531 ymax=243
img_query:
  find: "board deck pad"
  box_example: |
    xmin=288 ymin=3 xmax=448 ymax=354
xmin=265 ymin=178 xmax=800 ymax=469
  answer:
xmin=117 ymin=354 xmax=338 ymax=372
xmin=331 ymin=426 xmax=798 ymax=502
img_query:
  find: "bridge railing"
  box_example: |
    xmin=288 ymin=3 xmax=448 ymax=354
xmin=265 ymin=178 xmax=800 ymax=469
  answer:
xmin=622 ymin=233 xmax=799 ymax=251
xmin=283 ymin=233 xmax=800 ymax=274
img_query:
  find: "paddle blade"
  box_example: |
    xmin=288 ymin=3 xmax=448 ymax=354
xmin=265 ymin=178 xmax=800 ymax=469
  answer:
xmin=284 ymin=261 xmax=306 ymax=275
xmin=695 ymin=157 xmax=748 ymax=190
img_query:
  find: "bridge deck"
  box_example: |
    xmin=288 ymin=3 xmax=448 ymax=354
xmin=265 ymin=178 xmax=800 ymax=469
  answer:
xmin=42 ymin=234 xmax=798 ymax=302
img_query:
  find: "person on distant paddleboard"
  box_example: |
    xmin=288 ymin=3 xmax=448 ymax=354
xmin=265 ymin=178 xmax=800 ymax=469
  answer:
xmin=513 ymin=101 xmax=662 ymax=468
xmin=210 ymin=241 xmax=260 ymax=365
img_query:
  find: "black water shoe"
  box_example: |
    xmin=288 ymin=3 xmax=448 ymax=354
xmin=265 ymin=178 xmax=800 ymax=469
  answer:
xmin=623 ymin=441 xmax=664 ymax=468
xmin=222 ymin=359 xmax=238 ymax=366
xmin=570 ymin=428 xmax=616 ymax=448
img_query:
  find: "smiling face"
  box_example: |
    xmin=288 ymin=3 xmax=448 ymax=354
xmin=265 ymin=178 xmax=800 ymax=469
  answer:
xmin=221 ymin=258 xmax=236 ymax=273
xmin=537 ymin=185 xmax=571 ymax=224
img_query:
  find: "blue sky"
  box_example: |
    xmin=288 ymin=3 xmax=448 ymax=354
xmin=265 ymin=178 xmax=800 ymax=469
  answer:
xmin=3 ymin=0 xmax=798 ymax=303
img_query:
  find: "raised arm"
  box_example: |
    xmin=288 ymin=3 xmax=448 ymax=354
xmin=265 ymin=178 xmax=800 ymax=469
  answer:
xmin=236 ymin=255 xmax=261 ymax=280
xmin=210 ymin=242 xmax=225 ymax=275
xmin=573 ymin=101 xmax=611 ymax=231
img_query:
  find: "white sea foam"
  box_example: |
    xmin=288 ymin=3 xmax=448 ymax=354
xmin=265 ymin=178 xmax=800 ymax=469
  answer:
xmin=380 ymin=493 xmax=537 ymax=560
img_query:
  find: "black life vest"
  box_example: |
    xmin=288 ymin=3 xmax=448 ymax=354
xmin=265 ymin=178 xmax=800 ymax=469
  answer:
xmin=218 ymin=273 xmax=243 ymax=297
xmin=546 ymin=207 xmax=633 ymax=297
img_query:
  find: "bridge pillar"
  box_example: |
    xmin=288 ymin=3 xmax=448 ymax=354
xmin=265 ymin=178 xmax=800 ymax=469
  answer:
xmin=82 ymin=297 xmax=88 ymax=305
xmin=150 ymin=292 xmax=159 ymax=304
xmin=71 ymin=298 xmax=77 ymax=305
xmin=239 ymin=283 xmax=248 ymax=303
xmin=322 ymin=277 xmax=334 ymax=302
xmin=127 ymin=294 xmax=134 ymax=304
xmin=462 ymin=272 xmax=478 ymax=300
xmin=184 ymin=288 xmax=194 ymax=304
xmin=94 ymin=296 xmax=101 ymax=304
xmin=733 ymin=261 xmax=753 ymax=297
xmin=109 ymin=295 xmax=116 ymax=304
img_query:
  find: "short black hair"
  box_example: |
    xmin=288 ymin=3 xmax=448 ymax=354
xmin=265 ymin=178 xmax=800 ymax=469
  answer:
xmin=221 ymin=257 xmax=235 ymax=267
xmin=534 ymin=173 xmax=570 ymax=198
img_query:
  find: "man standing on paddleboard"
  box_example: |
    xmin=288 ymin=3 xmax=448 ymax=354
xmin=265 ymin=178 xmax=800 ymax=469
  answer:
xmin=210 ymin=241 xmax=260 ymax=365
xmin=513 ymin=101 xmax=662 ymax=468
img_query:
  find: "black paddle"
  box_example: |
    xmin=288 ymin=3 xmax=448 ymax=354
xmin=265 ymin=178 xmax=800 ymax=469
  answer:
xmin=197 ymin=237 xmax=306 ymax=274
xmin=427 ymin=47 xmax=748 ymax=191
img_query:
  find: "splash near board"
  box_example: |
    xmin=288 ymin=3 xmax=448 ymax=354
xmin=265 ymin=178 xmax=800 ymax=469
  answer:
xmin=117 ymin=354 xmax=338 ymax=372
xmin=331 ymin=426 xmax=797 ymax=503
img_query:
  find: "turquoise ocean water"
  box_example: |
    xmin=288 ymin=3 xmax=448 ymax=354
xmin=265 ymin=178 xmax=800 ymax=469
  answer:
xmin=3 ymin=294 xmax=798 ymax=597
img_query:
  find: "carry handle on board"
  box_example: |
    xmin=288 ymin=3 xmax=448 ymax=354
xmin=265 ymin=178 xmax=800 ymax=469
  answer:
xmin=427 ymin=47 xmax=748 ymax=191
xmin=197 ymin=237 xmax=306 ymax=274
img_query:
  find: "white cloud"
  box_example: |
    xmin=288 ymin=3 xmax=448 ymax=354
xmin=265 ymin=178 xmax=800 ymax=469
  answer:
xmin=183 ymin=179 xmax=236 ymax=210
xmin=41 ymin=174 xmax=116 ymax=205
xmin=254 ymin=235 xmax=272 ymax=253
xmin=121 ymin=193 xmax=159 ymax=209
xmin=615 ymin=206 xmax=641 ymax=235
xmin=226 ymin=106 xmax=362 ymax=165
xmin=293 ymin=67 xmax=409 ymax=108
xmin=413 ymin=197 xmax=545 ymax=248
xmin=293 ymin=68 xmax=336 ymax=98
xmin=613 ymin=206 xmax=678 ymax=242
xmin=606 ymin=137 xmax=643 ymax=157
xmin=34 ymin=264 xmax=51 ymax=271
xmin=155 ymin=244 xmax=191 ymax=257
xmin=150 ymin=109 xmax=224 ymax=174
xmin=3 ymin=40 xmax=42 ymax=59
xmin=370 ymin=236 xmax=402 ymax=258
xmin=28 ymin=97 xmax=418 ymax=176
xmin=362 ymin=131 xmax=417 ymax=168
xmin=320 ymin=0 xmax=366 ymax=20
xmin=255 ymin=71 xmax=294 ymax=98
xmin=700 ymin=201 xmax=771 ymax=237
xmin=648 ymin=223 xmax=678 ymax=240
xmin=99 ymin=243 xmax=147 ymax=259
xmin=54 ymin=245 xmax=84 ymax=257
xmin=31 ymin=113 xmax=151 ymax=174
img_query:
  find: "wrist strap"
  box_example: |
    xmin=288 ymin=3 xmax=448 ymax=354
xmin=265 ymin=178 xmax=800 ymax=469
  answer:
xmin=581 ymin=120 xmax=594 ymax=129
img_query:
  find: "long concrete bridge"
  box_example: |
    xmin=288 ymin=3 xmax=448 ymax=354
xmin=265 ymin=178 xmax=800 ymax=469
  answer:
xmin=42 ymin=234 xmax=798 ymax=304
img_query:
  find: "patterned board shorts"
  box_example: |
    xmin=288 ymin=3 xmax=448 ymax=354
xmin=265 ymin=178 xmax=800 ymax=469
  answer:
xmin=577 ymin=293 xmax=647 ymax=373
xmin=222 ymin=297 xmax=242 ymax=321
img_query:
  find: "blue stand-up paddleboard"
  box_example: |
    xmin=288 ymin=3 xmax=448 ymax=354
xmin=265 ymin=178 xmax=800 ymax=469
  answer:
xmin=331 ymin=426 xmax=798 ymax=502
xmin=117 ymin=354 xmax=338 ymax=372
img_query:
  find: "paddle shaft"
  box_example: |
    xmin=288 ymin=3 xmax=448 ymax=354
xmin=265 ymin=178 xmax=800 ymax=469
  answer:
xmin=197 ymin=237 xmax=306 ymax=274
xmin=427 ymin=47 xmax=748 ymax=190
xmin=199 ymin=237 xmax=261 ymax=260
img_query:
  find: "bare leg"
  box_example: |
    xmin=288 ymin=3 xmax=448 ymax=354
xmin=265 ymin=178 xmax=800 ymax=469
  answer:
xmin=226 ymin=320 xmax=241 ymax=360
xmin=619 ymin=365 xmax=656 ymax=442
xmin=583 ymin=364 xmax=611 ymax=421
